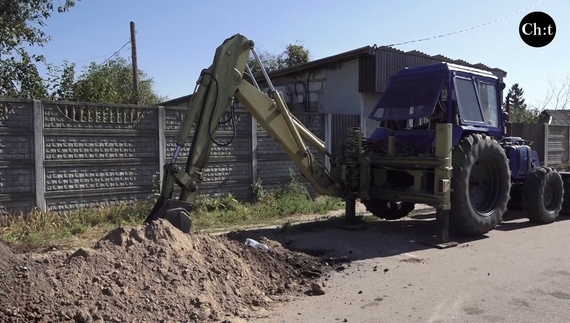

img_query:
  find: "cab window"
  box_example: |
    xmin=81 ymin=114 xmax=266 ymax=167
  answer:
xmin=478 ymin=82 xmax=499 ymax=127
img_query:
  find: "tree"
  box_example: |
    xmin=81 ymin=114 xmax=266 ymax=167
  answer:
xmin=533 ymin=75 xmax=570 ymax=111
xmin=0 ymin=0 xmax=80 ymax=99
xmin=247 ymin=41 xmax=311 ymax=78
xmin=45 ymin=60 xmax=77 ymax=101
xmin=505 ymin=83 xmax=527 ymax=110
xmin=503 ymin=83 xmax=539 ymax=123
xmin=64 ymin=57 xmax=167 ymax=105
xmin=280 ymin=43 xmax=311 ymax=69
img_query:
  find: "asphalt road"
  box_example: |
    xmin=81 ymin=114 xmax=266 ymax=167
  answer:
xmin=249 ymin=211 xmax=570 ymax=323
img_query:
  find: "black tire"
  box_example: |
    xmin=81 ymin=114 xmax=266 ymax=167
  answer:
xmin=521 ymin=166 xmax=564 ymax=224
xmin=508 ymin=184 xmax=523 ymax=210
xmin=362 ymin=199 xmax=415 ymax=220
xmin=450 ymin=133 xmax=511 ymax=235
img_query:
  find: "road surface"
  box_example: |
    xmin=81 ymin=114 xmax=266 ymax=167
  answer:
xmin=247 ymin=211 xmax=570 ymax=323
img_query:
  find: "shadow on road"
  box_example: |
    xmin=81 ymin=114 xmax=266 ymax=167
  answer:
xmin=225 ymin=209 xmax=570 ymax=263
xmin=495 ymin=209 xmax=570 ymax=231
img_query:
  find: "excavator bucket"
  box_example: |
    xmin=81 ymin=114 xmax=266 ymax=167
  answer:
xmin=144 ymin=199 xmax=194 ymax=234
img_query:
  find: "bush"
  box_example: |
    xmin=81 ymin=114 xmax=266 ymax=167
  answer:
xmin=0 ymin=171 xmax=343 ymax=247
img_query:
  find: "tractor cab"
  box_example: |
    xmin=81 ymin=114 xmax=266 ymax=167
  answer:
xmin=368 ymin=63 xmax=505 ymax=147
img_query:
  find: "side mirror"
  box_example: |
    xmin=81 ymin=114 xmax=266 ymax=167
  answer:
xmin=500 ymin=82 xmax=506 ymax=91
xmin=502 ymin=110 xmax=510 ymax=122
xmin=502 ymin=110 xmax=510 ymax=136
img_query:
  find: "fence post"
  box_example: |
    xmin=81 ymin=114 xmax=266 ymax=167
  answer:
xmin=157 ymin=106 xmax=166 ymax=182
xmin=325 ymin=113 xmax=332 ymax=171
xmin=543 ymin=123 xmax=549 ymax=166
xmin=250 ymin=113 xmax=258 ymax=190
xmin=567 ymin=125 xmax=570 ymax=165
xmin=32 ymin=100 xmax=46 ymax=211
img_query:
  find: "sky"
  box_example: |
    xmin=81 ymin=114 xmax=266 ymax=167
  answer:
xmin=30 ymin=0 xmax=569 ymax=109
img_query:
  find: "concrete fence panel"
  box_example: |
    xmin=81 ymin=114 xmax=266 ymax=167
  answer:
xmin=0 ymin=100 xmax=36 ymax=213
xmin=0 ymin=98 xmax=328 ymax=215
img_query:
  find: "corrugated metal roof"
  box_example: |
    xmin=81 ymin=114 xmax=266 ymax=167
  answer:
xmin=377 ymin=46 xmax=507 ymax=76
xmin=539 ymin=109 xmax=570 ymax=125
xmin=374 ymin=46 xmax=507 ymax=93
xmin=260 ymin=45 xmax=376 ymax=80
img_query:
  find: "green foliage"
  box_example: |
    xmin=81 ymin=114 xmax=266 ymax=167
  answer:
xmin=505 ymin=83 xmax=527 ymax=110
xmin=0 ymin=0 xmax=79 ymax=99
xmin=193 ymin=170 xmax=343 ymax=229
xmin=280 ymin=43 xmax=311 ymax=69
xmin=247 ymin=41 xmax=311 ymax=78
xmin=0 ymin=1 xmax=166 ymax=105
xmin=503 ymin=83 xmax=540 ymax=123
xmin=1 ymin=172 xmax=343 ymax=247
xmin=42 ymin=56 xmax=168 ymax=105
xmin=251 ymin=178 xmax=268 ymax=202
xmin=71 ymin=57 xmax=167 ymax=105
xmin=507 ymin=107 xmax=540 ymax=123
xmin=45 ymin=59 xmax=76 ymax=101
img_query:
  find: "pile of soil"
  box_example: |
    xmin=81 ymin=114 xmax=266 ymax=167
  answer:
xmin=0 ymin=220 xmax=330 ymax=322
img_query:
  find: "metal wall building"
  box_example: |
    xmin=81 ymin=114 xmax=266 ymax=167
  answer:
xmin=160 ymin=44 xmax=507 ymax=152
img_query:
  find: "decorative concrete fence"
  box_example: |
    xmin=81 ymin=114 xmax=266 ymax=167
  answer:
xmin=0 ymin=98 xmax=325 ymax=214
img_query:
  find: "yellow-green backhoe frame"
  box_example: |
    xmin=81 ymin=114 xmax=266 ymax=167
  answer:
xmin=144 ymin=34 xmax=454 ymax=246
xmin=144 ymin=34 xmax=339 ymax=233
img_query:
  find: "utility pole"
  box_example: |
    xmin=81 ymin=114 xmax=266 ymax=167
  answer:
xmin=130 ymin=21 xmax=139 ymax=105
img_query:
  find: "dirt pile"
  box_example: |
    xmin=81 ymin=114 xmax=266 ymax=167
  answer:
xmin=0 ymin=220 xmax=329 ymax=322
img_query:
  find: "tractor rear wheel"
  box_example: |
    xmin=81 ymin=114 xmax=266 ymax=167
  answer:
xmin=450 ymin=133 xmax=511 ymax=235
xmin=522 ymin=166 xmax=564 ymax=224
xmin=362 ymin=199 xmax=415 ymax=220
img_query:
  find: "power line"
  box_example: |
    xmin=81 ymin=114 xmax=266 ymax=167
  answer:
xmin=72 ymin=52 xmax=122 ymax=64
xmin=379 ymin=0 xmax=547 ymax=47
xmin=72 ymin=40 xmax=131 ymax=66
xmin=98 ymin=41 xmax=131 ymax=66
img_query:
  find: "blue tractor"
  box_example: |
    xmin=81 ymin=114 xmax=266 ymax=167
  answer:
xmin=350 ymin=62 xmax=565 ymax=239
xmin=141 ymin=34 xmax=566 ymax=241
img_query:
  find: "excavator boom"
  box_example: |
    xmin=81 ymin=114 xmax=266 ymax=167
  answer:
xmin=145 ymin=34 xmax=340 ymax=233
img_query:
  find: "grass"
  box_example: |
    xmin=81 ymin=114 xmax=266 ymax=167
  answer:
xmin=0 ymin=173 xmax=344 ymax=249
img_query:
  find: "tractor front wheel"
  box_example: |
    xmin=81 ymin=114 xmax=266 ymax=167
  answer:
xmin=362 ymin=199 xmax=415 ymax=220
xmin=450 ymin=133 xmax=511 ymax=235
xmin=522 ymin=166 xmax=564 ymax=224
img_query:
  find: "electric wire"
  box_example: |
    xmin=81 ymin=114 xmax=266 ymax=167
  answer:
xmin=72 ymin=40 xmax=131 ymax=66
xmin=98 ymin=41 xmax=131 ymax=66
xmin=379 ymin=0 xmax=547 ymax=47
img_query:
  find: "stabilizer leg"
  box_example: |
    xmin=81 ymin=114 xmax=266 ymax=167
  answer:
xmin=345 ymin=197 xmax=356 ymax=224
xmin=419 ymin=207 xmax=458 ymax=249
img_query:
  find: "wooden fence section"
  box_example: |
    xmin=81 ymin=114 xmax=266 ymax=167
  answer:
xmin=509 ymin=122 xmax=570 ymax=167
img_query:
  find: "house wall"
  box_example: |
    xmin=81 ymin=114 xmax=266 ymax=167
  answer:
xmin=319 ymin=59 xmax=361 ymax=115
xmin=361 ymin=92 xmax=382 ymax=138
xmin=264 ymin=58 xmax=362 ymax=116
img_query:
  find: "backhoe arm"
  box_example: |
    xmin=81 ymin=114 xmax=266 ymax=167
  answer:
xmin=145 ymin=34 xmax=340 ymax=233
xmin=234 ymin=80 xmax=339 ymax=196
